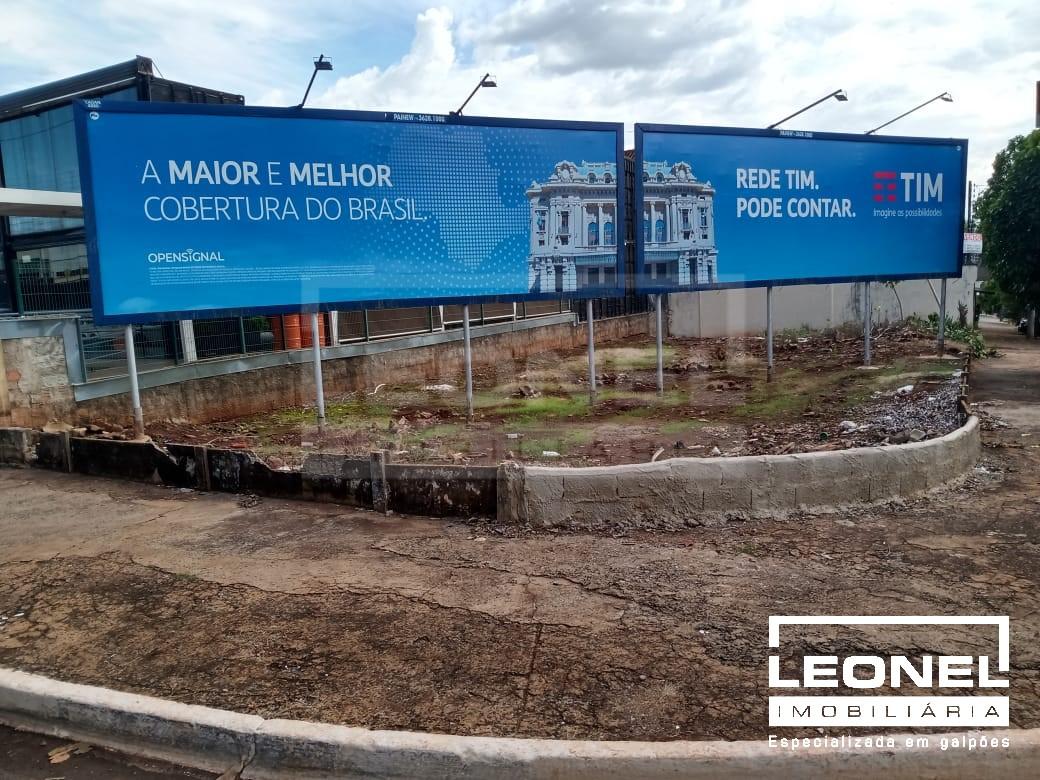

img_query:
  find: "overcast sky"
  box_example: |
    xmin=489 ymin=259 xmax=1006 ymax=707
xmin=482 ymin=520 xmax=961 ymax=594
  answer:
xmin=2 ymin=0 xmax=1037 ymax=186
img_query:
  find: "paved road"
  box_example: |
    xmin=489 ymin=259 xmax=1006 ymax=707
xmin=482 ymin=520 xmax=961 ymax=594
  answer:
xmin=0 ymin=724 xmax=212 ymax=778
xmin=0 ymin=317 xmax=1037 ymax=749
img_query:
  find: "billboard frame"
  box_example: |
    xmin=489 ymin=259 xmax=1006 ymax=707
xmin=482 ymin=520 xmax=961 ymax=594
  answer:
xmin=633 ymin=123 xmax=969 ymax=295
xmin=74 ymin=99 xmax=627 ymax=325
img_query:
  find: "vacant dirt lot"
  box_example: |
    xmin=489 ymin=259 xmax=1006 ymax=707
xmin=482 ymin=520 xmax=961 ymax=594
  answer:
xmin=0 ymin=319 xmax=1037 ymax=742
xmin=142 ymin=324 xmax=963 ymax=467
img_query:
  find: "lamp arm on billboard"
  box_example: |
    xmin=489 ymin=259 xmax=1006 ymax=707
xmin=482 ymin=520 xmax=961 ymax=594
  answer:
xmin=863 ymin=91 xmax=953 ymax=359
xmin=864 ymin=92 xmax=952 ymax=134
xmin=767 ymin=89 xmax=848 ymax=129
xmin=297 ymin=54 xmax=333 ymax=109
xmin=763 ymin=90 xmax=848 ymax=379
xmin=450 ymin=72 xmax=497 ymax=116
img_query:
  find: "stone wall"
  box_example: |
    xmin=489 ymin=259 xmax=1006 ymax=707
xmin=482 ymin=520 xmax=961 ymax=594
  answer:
xmin=0 ymin=312 xmax=649 ymax=427
xmin=0 ymin=336 xmax=75 ymax=428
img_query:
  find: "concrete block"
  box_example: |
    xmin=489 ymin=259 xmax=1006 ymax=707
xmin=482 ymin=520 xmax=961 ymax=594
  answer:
xmin=669 ymin=457 xmax=725 ymax=489
xmin=162 ymin=443 xmax=207 ymax=489
xmin=371 ymin=450 xmax=389 ymax=514
xmin=207 ymin=448 xmax=302 ymax=499
xmin=69 ymin=438 xmax=163 ymax=482
xmin=702 ymin=484 xmax=753 ymax=512
xmin=496 ymin=461 xmax=527 ymax=525
xmin=0 ymin=427 xmax=34 ymax=466
xmin=386 ymin=463 xmax=497 ymax=518
xmin=613 ymin=462 xmax=673 ymax=499
xmin=301 ymin=453 xmax=371 ymax=507
xmin=34 ymin=431 xmax=70 ymax=472
xmin=563 ymin=472 xmax=618 ymax=502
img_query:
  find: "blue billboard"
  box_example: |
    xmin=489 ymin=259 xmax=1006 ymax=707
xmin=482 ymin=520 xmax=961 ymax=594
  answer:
xmin=74 ymin=101 xmax=624 ymax=324
xmin=634 ymin=125 xmax=968 ymax=293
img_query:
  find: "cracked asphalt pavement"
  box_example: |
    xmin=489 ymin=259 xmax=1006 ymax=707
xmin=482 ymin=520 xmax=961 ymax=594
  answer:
xmin=0 ymin=318 xmax=1038 ymax=741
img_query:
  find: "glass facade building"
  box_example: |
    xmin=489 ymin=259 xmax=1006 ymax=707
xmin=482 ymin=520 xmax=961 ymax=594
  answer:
xmin=0 ymin=58 xmax=243 ymax=319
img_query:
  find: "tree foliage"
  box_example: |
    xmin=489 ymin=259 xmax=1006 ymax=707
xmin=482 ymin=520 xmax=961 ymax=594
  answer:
xmin=975 ymin=129 xmax=1040 ymax=314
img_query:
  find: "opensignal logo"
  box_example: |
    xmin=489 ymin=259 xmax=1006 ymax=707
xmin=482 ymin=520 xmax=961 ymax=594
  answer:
xmin=768 ymin=616 xmax=1009 ymax=728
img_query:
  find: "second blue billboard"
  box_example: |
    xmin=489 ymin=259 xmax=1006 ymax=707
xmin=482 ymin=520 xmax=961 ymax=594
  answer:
xmin=75 ymin=102 xmax=624 ymax=324
xmin=635 ymin=125 xmax=967 ymax=294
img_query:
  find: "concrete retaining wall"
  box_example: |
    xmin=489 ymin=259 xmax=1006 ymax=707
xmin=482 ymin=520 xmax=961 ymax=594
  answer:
xmin=0 ymin=430 xmax=497 ymax=519
xmin=0 ymin=667 xmax=1036 ymax=779
xmin=3 ymin=416 xmax=980 ymax=525
xmin=498 ymin=416 xmax=981 ymax=530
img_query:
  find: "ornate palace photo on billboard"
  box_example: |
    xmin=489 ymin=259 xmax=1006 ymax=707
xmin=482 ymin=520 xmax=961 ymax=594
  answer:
xmin=526 ymin=160 xmax=619 ymax=293
xmin=641 ymin=160 xmax=719 ymax=288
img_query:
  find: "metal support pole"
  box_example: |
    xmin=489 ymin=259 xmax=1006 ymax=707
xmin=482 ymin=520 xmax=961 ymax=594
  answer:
xmin=937 ymin=278 xmax=948 ymax=356
xmin=587 ymin=299 xmax=597 ymax=403
xmin=654 ymin=294 xmax=664 ymax=395
xmin=124 ymin=325 xmax=144 ymax=439
xmin=766 ymin=286 xmax=775 ymax=382
xmin=462 ymin=303 xmax=474 ymax=419
xmin=863 ymin=282 xmax=872 ymax=367
xmin=310 ymin=312 xmax=326 ymax=429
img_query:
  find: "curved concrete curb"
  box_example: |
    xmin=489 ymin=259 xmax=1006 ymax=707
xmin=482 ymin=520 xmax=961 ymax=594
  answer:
xmin=1 ymin=667 xmax=1037 ymax=779
xmin=498 ymin=416 xmax=981 ymax=529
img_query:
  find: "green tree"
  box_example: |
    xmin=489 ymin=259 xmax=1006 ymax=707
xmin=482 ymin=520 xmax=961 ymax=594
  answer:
xmin=975 ymin=130 xmax=1040 ymax=317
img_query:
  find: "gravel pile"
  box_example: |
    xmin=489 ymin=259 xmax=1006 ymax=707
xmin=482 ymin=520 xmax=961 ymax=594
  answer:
xmin=847 ymin=374 xmax=962 ymax=444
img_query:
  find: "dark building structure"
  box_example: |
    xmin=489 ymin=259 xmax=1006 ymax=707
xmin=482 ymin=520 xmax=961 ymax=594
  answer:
xmin=0 ymin=56 xmax=243 ymax=316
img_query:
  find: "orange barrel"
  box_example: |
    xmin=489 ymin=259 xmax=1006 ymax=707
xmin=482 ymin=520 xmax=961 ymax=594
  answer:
xmin=282 ymin=314 xmax=303 ymax=349
xmin=299 ymin=312 xmax=327 ymax=348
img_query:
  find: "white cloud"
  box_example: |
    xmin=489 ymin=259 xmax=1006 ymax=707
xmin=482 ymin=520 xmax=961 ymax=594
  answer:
xmin=1 ymin=0 xmax=1036 ymax=186
xmin=313 ymin=1 xmax=1040 ymax=185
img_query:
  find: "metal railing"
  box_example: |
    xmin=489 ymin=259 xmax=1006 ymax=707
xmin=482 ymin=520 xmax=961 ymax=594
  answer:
xmin=73 ymin=301 xmax=580 ymax=381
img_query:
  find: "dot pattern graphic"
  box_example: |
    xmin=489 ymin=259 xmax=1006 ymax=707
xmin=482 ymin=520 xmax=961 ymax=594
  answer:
xmin=89 ymin=111 xmax=621 ymax=314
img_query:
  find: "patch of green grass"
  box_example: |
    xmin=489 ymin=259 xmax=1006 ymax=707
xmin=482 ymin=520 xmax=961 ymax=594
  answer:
xmin=658 ymin=419 xmax=711 ymax=435
xmin=270 ymin=398 xmax=393 ymax=427
xmin=559 ymin=345 xmax=676 ymax=374
xmin=496 ymin=393 xmax=591 ymax=421
xmin=404 ymin=423 xmax=467 ymax=442
xmin=731 ymin=389 xmax=807 ymax=419
xmin=514 ymin=427 xmax=595 ymax=457
xmin=729 ymin=366 xmax=815 ymax=419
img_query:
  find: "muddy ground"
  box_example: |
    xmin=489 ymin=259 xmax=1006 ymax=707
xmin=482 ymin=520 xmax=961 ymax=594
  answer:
xmin=142 ymin=323 xmax=963 ymax=467
xmin=0 ymin=319 xmax=1036 ymax=743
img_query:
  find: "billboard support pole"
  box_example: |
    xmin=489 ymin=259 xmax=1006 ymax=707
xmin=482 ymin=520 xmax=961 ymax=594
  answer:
xmin=863 ymin=282 xmax=872 ymax=367
xmin=310 ymin=312 xmax=326 ymax=429
xmin=937 ymin=279 xmax=948 ymax=356
xmin=655 ymin=294 xmax=664 ymax=395
xmin=766 ymin=286 xmax=775 ymax=382
xmin=124 ymin=326 xmax=145 ymax=439
xmin=586 ymin=299 xmax=597 ymax=403
xmin=462 ymin=303 xmax=474 ymax=419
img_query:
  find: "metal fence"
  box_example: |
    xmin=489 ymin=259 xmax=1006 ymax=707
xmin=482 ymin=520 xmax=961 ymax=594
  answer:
xmin=75 ymin=301 xmax=584 ymax=381
xmin=12 ymin=244 xmax=92 ymax=313
xmin=79 ymin=320 xmax=179 ymax=379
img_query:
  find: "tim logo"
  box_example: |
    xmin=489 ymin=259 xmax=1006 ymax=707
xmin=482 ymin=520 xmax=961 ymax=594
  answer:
xmin=873 ymin=171 xmax=943 ymax=203
xmin=768 ymin=616 xmax=1009 ymax=728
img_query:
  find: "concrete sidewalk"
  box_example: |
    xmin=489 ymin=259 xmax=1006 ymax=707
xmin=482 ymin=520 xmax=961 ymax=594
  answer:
xmin=0 ymin=316 xmax=1038 ymax=747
